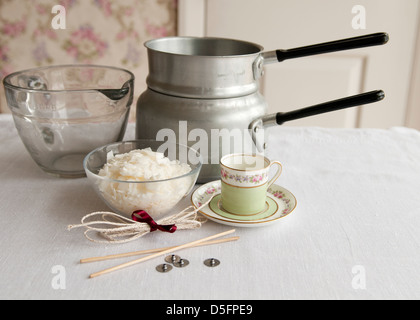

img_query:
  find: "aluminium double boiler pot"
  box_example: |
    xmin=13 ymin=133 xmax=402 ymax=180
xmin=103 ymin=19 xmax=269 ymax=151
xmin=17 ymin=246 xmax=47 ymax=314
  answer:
xmin=136 ymin=34 xmax=388 ymax=182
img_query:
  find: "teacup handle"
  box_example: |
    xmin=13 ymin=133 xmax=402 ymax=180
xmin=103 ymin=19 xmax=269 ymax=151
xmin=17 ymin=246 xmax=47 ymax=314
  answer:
xmin=267 ymin=161 xmax=282 ymax=188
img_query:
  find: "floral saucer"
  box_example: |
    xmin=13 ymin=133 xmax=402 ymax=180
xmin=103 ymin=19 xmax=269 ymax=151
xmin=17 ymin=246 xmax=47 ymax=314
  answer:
xmin=191 ymin=180 xmax=297 ymax=228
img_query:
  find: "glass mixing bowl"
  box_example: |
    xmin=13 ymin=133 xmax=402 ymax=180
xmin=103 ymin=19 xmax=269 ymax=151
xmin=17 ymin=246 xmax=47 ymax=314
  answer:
xmin=83 ymin=140 xmax=203 ymax=218
xmin=3 ymin=65 xmax=135 ymax=178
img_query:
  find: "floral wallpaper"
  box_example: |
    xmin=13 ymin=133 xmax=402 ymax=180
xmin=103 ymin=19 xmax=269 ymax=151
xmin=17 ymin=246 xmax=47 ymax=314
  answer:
xmin=0 ymin=0 xmax=177 ymax=119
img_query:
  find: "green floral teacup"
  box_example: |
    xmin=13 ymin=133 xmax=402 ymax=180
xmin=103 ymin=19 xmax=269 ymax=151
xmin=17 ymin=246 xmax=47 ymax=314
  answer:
xmin=220 ymin=153 xmax=282 ymax=215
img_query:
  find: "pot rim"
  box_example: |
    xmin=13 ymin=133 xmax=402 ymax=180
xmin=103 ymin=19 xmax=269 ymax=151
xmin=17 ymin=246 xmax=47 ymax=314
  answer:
xmin=144 ymin=36 xmax=265 ymax=58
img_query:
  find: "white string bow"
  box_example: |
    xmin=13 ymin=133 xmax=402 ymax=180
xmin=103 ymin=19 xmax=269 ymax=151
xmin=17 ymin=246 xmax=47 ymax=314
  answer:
xmin=67 ymin=198 xmax=211 ymax=244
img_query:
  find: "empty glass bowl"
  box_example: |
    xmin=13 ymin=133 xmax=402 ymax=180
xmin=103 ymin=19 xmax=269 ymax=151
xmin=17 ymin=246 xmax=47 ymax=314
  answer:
xmin=3 ymin=65 xmax=135 ymax=178
xmin=83 ymin=140 xmax=202 ymax=218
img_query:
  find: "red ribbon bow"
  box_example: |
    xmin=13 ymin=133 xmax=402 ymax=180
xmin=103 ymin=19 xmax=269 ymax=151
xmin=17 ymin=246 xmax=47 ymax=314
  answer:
xmin=132 ymin=210 xmax=177 ymax=233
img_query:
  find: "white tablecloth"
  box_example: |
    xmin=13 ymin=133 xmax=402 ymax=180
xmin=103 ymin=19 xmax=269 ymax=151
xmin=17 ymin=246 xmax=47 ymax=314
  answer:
xmin=0 ymin=113 xmax=419 ymax=300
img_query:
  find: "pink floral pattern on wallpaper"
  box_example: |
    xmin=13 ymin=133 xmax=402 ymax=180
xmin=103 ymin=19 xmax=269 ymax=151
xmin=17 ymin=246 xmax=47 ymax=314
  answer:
xmin=0 ymin=0 xmax=177 ymax=114
xmin=2 ymin=17 xmax=26 ymax=37
xmin=63 ymin=24 xmax=108 ymax=63
xmin=0 ymin=15 xmax=27 ymax=79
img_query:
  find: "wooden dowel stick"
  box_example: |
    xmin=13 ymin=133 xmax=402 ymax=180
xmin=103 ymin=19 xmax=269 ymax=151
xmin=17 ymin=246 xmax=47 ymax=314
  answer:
xmin=89 ymin=229 xmax=236 ymax=279
xmin=80 ymin=236 xmax=239 ymax=264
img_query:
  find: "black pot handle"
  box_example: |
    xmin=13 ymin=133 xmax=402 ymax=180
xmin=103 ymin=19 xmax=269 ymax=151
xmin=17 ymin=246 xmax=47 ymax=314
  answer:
xmin=249 ymin=90 xmax=385 ymax=152
xmin=276 ymin=90 xmax=385 ymax=125
xmin=275 ymin=32 xmax=389 ymax=62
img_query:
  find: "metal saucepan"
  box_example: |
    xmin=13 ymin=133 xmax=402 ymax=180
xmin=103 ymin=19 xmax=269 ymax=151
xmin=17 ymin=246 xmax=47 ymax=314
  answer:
xmin=144 ymin=32 xmax=389 ymax=99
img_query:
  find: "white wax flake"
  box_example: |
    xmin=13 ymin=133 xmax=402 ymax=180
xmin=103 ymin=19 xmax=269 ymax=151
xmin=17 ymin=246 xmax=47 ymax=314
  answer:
xmin=106 ymin=150 xmax=114 ymax=161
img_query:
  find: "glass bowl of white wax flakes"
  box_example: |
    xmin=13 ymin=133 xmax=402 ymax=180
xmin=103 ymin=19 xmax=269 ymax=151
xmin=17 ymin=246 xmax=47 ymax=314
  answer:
xmin=84 ymin=140 xmax=202 ymax=217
